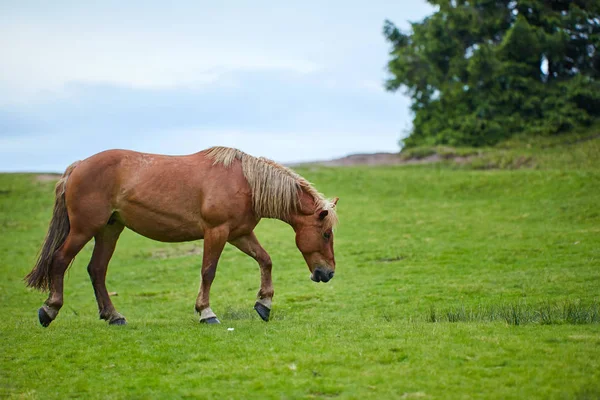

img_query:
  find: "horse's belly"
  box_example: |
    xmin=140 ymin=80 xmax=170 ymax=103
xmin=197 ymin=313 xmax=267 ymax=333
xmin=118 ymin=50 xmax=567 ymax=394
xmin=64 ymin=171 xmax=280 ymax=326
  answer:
xmin=127 ymin=222 xmax=203 ymax=242
xmin=115 ymin=207 xmax=205 ymax=243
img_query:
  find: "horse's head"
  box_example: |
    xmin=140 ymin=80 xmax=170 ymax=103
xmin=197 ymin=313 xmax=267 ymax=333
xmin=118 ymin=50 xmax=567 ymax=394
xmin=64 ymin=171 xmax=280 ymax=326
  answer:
xmin=293 ymin=197 xmax=339 ymax=283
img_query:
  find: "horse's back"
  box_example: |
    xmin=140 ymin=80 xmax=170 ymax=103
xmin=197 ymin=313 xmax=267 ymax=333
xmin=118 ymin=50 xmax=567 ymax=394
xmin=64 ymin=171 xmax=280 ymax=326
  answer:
xmin=64 ymin=149 xmax=255 ymax=242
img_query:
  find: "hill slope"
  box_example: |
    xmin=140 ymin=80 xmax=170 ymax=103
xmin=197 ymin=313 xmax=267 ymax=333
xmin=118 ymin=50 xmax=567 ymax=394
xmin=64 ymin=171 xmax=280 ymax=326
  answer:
xmin=304 ymin=127 xmax=600 ymax=170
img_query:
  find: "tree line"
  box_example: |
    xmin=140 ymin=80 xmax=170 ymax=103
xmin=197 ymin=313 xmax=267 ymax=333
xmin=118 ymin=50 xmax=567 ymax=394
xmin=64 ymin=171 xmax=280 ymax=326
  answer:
xmin=384 ymin=0 xmax=600 ymax=147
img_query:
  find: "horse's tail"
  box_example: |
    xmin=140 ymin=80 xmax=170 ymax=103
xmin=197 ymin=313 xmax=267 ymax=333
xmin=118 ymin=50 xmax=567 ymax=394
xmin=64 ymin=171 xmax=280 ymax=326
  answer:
xmin=25 ymin=161 xmax=81 ymax=291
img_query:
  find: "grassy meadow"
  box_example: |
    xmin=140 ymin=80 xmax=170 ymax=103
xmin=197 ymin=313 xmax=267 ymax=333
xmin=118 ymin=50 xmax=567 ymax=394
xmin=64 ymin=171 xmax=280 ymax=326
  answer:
xmin=1 ymin=135 xmax=599 ymax=399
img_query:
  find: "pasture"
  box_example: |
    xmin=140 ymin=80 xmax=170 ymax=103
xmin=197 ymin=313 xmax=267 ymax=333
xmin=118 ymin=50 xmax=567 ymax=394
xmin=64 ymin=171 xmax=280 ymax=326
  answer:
xmin=1 ymin=137 xmax=599 ymax=399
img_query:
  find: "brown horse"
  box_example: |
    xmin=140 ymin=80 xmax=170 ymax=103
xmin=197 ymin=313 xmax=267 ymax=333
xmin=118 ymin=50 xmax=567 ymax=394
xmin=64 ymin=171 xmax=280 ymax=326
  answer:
xmin=25 ymin=146 xmax=339 ymax=326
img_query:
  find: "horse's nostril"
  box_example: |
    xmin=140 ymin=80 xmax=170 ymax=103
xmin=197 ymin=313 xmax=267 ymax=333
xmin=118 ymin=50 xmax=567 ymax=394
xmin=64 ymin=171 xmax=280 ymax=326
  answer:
xmin=328 ymin=271 xmax=335 ymax=280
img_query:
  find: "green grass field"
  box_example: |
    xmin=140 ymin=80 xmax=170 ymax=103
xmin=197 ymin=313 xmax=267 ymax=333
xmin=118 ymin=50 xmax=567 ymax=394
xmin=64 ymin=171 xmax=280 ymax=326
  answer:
xmin=1 ymin=135 xmax=599 ymax=399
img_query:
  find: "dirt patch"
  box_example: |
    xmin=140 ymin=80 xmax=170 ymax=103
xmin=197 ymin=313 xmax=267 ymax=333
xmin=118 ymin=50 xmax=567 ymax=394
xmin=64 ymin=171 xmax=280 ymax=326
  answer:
xmin=150 ymin=246 xmax=203 ymax=259
xmin=377 ymin=256 xmax=406 ymax=263
xmin=35 ymin=174 xmax=61 ymax=182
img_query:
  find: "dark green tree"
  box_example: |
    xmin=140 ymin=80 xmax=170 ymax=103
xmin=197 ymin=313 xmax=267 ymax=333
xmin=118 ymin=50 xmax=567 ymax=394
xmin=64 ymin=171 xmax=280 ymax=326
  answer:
xmin=384 ymin=0 xmax=600 ymax=148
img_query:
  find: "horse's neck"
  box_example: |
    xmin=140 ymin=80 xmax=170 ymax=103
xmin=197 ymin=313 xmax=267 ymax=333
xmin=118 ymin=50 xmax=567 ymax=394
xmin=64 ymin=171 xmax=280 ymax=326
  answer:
xmin=284 ymin=189 xmax=315 ymax=231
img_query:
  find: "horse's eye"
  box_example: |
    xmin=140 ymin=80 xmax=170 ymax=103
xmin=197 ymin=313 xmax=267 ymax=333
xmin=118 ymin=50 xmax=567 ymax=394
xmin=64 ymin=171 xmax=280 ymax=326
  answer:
xmin=323 ymin=232 xmax=331 ymax=240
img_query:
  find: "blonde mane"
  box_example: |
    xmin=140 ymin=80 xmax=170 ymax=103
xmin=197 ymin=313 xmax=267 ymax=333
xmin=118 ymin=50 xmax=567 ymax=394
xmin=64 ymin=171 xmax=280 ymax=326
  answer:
xmin=204 ymin=146 xmax=338 ymax=228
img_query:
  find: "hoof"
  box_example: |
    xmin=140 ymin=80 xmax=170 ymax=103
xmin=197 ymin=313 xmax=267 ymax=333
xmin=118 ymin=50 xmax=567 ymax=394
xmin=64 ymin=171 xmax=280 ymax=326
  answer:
xmin=254 ymin=302 xmax=270 ymax=322
xmin=109 ymin=317 xmax=127 ymax=326
xmin=38 ymin=307 xmax=53 ymax=327
xmin=200 ymin=317 xmax=220 ymax=324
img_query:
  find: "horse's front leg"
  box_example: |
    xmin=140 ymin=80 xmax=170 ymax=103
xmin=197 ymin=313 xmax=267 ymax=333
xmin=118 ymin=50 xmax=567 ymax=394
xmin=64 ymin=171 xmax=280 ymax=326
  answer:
xmin=230 ymin=232 xmax=273 ymax=322
xmin=196 ymin=226 xmax=229 ymax=324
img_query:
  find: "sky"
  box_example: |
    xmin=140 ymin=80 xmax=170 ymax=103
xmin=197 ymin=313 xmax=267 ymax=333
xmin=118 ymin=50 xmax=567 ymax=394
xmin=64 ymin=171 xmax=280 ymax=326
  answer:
xmin=0 ymin=1 xmax=435 ymax=172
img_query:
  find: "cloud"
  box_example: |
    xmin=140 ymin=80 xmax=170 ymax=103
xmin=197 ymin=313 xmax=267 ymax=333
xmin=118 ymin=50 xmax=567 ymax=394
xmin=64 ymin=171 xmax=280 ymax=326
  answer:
xmin=0 ymin=1 xmax=435 ymax=105
xmin=0 ymin=20 xmax=319 ymax=104
xmin=2 ymin=67 xmax=406 ymax=135
xmin=0 ymin=65 xmax=411 ymax=171
xmin=0 ymin=1 xmax=435 ymax=171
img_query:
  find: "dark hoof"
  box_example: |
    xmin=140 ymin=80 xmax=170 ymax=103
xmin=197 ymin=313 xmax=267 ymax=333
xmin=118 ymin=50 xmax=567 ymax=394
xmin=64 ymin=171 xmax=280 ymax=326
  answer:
xmin=109 ymin=318 xmax=127 ymax=326
xmin=38 ymin=307 xmax=53 ymax=327
xmin=254 ymin=302 xmax=270 ymax=322
xmin=200 ymin=317 xmax=220 ymax=324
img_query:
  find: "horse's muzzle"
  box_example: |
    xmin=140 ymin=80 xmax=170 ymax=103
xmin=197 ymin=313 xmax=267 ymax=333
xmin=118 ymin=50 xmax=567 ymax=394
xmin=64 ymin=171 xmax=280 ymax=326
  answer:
xmin=311 ymin=268 xmax=334 ymax=283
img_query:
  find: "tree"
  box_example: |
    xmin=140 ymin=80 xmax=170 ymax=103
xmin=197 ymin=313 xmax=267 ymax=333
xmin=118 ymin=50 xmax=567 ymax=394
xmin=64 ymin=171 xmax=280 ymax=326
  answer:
xmin=384 ymin=0 xmax=600 ymax=148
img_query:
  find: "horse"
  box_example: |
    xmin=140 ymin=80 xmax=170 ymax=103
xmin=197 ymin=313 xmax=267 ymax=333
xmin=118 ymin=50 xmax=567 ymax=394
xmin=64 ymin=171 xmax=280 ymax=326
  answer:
xmin=25 ymin=146 xmax=339 ymax=327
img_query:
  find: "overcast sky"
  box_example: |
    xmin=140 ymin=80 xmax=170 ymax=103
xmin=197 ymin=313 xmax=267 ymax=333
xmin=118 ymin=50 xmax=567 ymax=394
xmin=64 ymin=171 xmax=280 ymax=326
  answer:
xmin=0 ymin=1 xmax=435 ymax=172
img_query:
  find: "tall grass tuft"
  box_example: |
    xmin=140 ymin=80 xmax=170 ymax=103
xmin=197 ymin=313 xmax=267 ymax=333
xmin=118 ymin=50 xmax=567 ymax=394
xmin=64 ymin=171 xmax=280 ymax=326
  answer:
xmin=427 ymin=300 xmax=599 ymax=325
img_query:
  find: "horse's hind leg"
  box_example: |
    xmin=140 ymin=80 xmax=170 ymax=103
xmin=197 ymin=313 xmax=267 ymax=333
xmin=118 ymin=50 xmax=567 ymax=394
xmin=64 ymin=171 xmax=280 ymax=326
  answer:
xmin=39 ymin=231 xmax=93 ymax=326
xmin=87 ymin=221 xmax=126 ymax=325
xmin=230 ymin=232 xmax=273 ymax=322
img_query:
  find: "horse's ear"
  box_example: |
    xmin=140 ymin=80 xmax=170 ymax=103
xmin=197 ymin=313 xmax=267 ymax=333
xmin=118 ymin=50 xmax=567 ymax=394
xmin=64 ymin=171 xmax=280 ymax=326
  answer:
xmin=332 ymin=197 xmax=339 ymax=206
xmin=318 ymin=210 xmax=329 ymax=220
